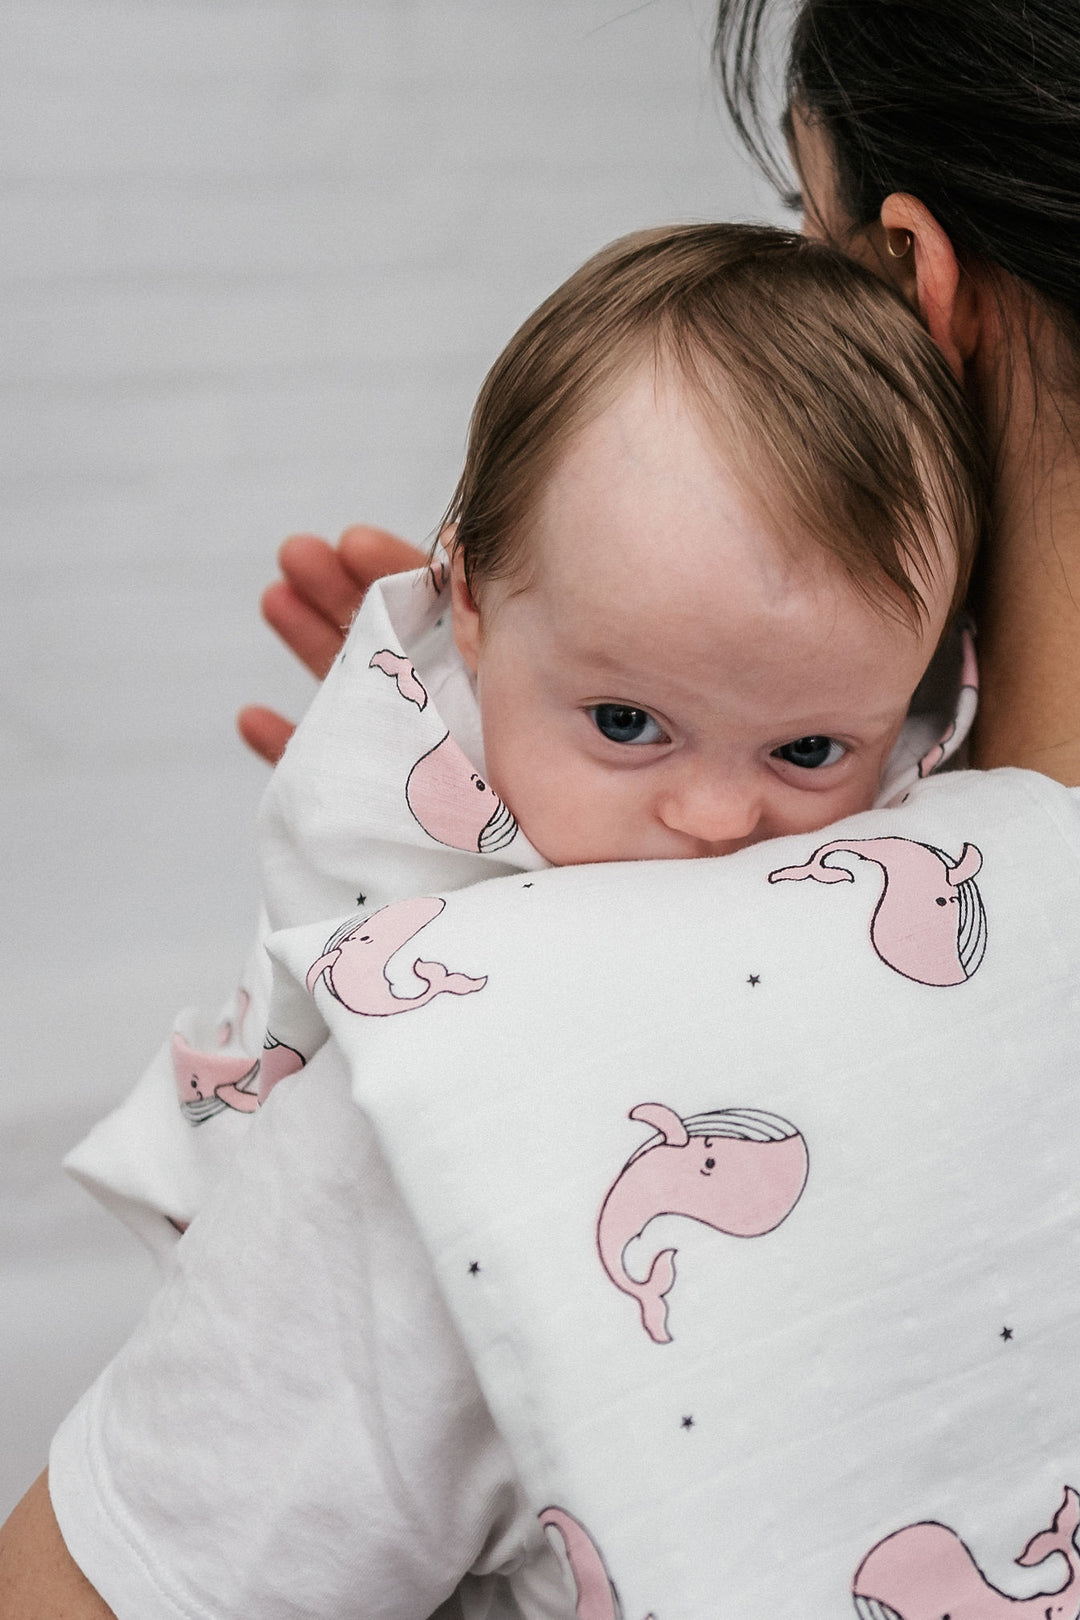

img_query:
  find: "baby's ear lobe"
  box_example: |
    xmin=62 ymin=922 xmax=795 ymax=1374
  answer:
xmin=449 ymin=547 xmax=482 ymax=673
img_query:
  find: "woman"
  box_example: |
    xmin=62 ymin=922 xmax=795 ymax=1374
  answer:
xmin=245 ymin=0 xmax=1080 ymax=795
xmin=7 ymin=2 xmax=1080 ymax=1614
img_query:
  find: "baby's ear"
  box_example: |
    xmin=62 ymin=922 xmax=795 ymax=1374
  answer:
xmin=449 ymin=544 xmax=482 ymax=673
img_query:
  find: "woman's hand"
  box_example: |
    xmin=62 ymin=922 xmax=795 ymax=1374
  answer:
xmin=238 ymin=524 xmax=426 ymax=765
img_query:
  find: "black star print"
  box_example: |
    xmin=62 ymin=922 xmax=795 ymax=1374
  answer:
xmin=356 ymin=894 xmax=366 ymax=907
xmin=747 ymin=974 xmax=761 ymax=987
xmin=468 ymin=1261 xmax=481 ymax=1275
xmin=681 ymin=1415 xmax=694 ymax=1429
xmin=1000 ymin=1325 xmax=1013 ymax=1342
xmin=522 ymin=882 xmax=533 ymax=888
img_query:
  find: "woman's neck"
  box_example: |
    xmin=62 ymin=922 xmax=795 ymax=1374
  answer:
xmin=969 ymin=327 xmax=1080 ymax=785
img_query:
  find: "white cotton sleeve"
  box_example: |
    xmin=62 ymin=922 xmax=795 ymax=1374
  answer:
xmin=48 ymin=1045 xmax=534 ymax=1620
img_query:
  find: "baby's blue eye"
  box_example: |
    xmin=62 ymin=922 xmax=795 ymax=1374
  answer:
xmin=589 ymin=705 xmax=665 ymax=745
xmin=773 ymin=736 xmax=845 ymax=769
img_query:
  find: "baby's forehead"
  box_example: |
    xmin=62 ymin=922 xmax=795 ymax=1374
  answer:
xmin=528 ymin=377 xmax=951 ymax=630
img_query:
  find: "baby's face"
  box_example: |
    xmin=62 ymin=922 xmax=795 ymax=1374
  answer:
xmin=451 ymin=366 xmax=955 ymax=867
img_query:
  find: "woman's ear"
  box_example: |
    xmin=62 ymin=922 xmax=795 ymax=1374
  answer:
xmin=449 ymin=544 xmax=482 ymax=673
xmin=878 ymin=193 xmax=980 ymax=382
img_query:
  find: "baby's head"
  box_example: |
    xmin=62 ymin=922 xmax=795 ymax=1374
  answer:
xmin=443 ymin=224 xmax=986 ymax=864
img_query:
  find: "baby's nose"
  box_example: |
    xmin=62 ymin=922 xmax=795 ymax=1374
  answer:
xmin=656 ymin=777 xmax=762 ymax=851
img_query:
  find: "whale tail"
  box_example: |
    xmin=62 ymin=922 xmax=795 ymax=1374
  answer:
xmin=369 ymin=647 xmax=428 ymax=709
xmin=632 ymin=1248 xmax=677 ymax=1344
xmin=768 ymin=845 xmax=854 ymax=885
xmin=412 ymin=959 xmax=488 ymax=999
xmin=1016 ymin=1486 xmax=1080 ymax=1586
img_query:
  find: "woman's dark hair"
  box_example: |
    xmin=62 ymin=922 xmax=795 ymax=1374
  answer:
xmin=714 ymin=0 xmax=1080 ymax=331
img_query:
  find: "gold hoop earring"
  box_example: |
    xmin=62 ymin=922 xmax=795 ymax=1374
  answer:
xmin=886 ymin=228 xmax=913 ymax=259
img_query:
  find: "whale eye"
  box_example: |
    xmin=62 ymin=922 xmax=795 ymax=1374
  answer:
xmin=704 ymin=1157 xmax=715 ymax=1169
xmin=935 ymin=897 xmax=947 ymax=906
xmin=359 ymin=934 xmax=372 ymax=942
xmin=474 ymin=778 xmax=487 ymax=791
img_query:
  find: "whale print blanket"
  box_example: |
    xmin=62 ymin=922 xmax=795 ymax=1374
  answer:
xmin=49 ymin=767 xmax=1080 ymax=1620
xmin=62 ymin=562 xmax=975 ymax=1250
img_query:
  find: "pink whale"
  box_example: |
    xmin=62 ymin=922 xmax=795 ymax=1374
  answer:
xmin=370 ymin=644 xmax=517 ymax=852
xmin=370 ymin=647 xmax=428 ymax=709
xmin=172 ymin=1032 xmax=260 ymax=1124
xmin=853 ymin=1487 xmax=1080 ymax=1620
xmin=255 ymin=1034 xmax=306 ymax=1104
xmin=406 ymin=733 xmax=517 ymax=853
xmin=596 ymin=1103 xmax=808 ymax=1344
xmin=306 ymin=895 xmax=487 ymax=1016
xmin=172 ymin=1030 xmax=305 ymax=1123
xmin=769 ymin=835 xmax=987 ymax=986
xmin=539 ymin=1507 xmax=656 ymax=1620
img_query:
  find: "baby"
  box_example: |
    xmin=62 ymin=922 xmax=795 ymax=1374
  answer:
xmin=441 ymin=226 xmax=982 ymax=865
xmin=66 ymin=221 xmax=985 ymax=1243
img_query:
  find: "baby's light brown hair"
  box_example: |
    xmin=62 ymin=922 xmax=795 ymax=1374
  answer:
xmin=443 ymin=223 xmax=986 ymax=626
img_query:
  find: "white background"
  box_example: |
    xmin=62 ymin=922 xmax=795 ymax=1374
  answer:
xmin=0 ymin=0 xmax=781 ymax=1517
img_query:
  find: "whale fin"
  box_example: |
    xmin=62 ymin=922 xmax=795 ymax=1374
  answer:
xmin=636 ymin=1248 xmax=677 ymax=1344
xmin=947 ymin=842 xmax=982 ymax=886
xmin=213 ymin=1080 xmax=260 ymax=1113
xmin=630 ymin=1102 xmax=688 ymax=1147
xmin=539 ymin=1507 xmax=621 ymax=1620
xmin=412 ymin=959 xmax=488 ymax=999
xmin=306 ymin=949 xmax=340 ymax=996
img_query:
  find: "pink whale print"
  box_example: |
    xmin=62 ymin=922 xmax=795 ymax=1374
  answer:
xmin=852 ymin=1487 xmax=1080 ymax=1620
xmin=406 ymin=733 xmax=517 ymax=853
xmin=539 ymin=1507 xmax=657 ymax=1620
xmin=768 ymin=835 xmax=987 ymax=986
xmin=306 ymin=895 xmax=486 ymax=1017
xmin=369 ymin=647 xmax=428 ymax=709
xmin=172 ymin=1032 xmax=260 ymax=1124
xmin=370 ymin=645 xmax=517 ymax=853
xmin=255 ymin=1034 xmax=306 ymax=1104
xmin=172 ymin=1030 xmax=305 ymax=1124
xmin=918 ymin=622 xmax=979 ymax=779
xmin=597 ymin=1103 xmax=808 ymax=1344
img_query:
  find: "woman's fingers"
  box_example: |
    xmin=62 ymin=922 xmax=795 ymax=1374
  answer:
xmin=236 ymin=705 xmax=296 ymax=766
xmin=269 ymin=527 xmax=427 ymax=677
xmin=261 ymin=575 xmax=347 ymax=680
xmin=276 ymin=532 xmax=368 ymax=637
xmin=335 ymin=525 xmax=427 ymax=591
xmin=239 ymin=523 xmax=427 ymax=765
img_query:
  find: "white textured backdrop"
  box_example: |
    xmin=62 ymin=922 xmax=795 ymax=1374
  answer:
xmin=0 ymin=0 xmax=781 ymax=1516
